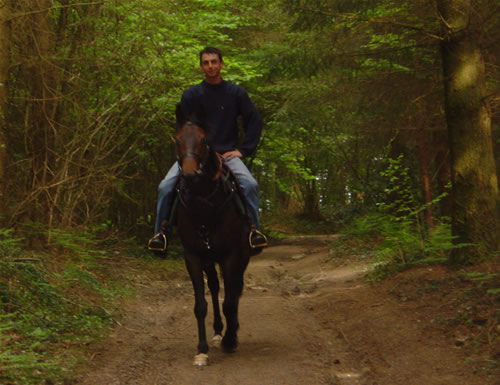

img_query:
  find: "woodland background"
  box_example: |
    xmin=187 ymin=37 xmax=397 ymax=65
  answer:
xmin=0 ymin=1 xmax=498 ymax=383
xmin=0 ymin=0 xmax=498 ymax=261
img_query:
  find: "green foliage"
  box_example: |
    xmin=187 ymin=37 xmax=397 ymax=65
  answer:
xmin=0 ymin=229 xmax=22 ymax=253
xmin=347 ymin=213 xmax=467 ymax=281
xmin=463 ymin=271 xmax=500 ymax=296
xmin=48 ymin=228 xmax=108 ymax=266
xmin=327 ymin=234 xmax=377 ymax=261
xmin=462 ymin=271 xmax=497 ymax=283
xmin=8 ymin=0 xmax=269 ymax=233
xmin=251 ymin=0 xmax=453 ymax=222
xmin=0 ymin=229 xmax=121 ymax=384
xmin=344 ymin=155 xmax=465 ymax=280
xmin=377 ymin=154 xmax=419 ymax=219
xmin=0 ymin=225 xmax=184 ymax=384
xmin=7 ymin=0 xmax=497 ymax=256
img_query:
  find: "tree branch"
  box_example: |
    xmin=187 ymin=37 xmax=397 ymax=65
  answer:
xmin=9 ymin=1 xmax=104 ymax=21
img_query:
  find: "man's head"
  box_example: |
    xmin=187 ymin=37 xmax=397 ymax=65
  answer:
xmin=199 ymin=47 xmax=223 ymax=64
xmin=199 ymin=47 xmax=223 ymax=84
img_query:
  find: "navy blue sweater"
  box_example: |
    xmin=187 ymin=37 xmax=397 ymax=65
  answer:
xmin=178 ymin=80 xmax=262 ymax=158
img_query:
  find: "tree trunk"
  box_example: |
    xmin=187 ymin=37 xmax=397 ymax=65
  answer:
xmin=27 ymin=0 xmax=56 ymax=226
xmin=0 ymin=1 xmax=10 ymax=221
xmin=417 ymin=125 xmax=434 ymax=231
xmin=303 ymin=178 xmax=320 ymax=219
xmin=433 ymin=128 xmax=452 ymax=218
xmin=437 ymin=0 xmax=499 ymax=264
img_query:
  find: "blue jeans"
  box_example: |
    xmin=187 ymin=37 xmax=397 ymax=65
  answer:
xmin=154 ymin=157 xmax=260 ymax=234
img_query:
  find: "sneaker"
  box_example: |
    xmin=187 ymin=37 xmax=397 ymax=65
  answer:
xmin=148 ymin=233 xmax=168 ymax=252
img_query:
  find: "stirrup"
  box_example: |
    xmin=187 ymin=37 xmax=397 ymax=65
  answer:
xmin=249 ymin=229 xmax=268 ymax=249
xmin=148 ymin=233 xmax=168 ymax=252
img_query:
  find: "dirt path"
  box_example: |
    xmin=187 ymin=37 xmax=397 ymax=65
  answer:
xmin=76 ymin=240 xmax=494 ymax=385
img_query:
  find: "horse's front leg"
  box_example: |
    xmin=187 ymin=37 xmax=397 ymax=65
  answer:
xmin=185 ymin=255 xmax=209 ymax=366
xmin=204 ymin=264 xmax=224 ymax=345
xmin=220 ymin=254 xmax=248 ymax=353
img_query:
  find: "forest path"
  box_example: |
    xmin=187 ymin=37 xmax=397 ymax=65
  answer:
xmin=75 ymin=238 xmax=491 ymax=385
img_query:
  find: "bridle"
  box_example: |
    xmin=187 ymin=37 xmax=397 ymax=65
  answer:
xmin=176 ymin=150 xmax=234 ymax=215
xmin=175 ymin=122 xmax=211 ymax=176
xmin=176 ymin=148 xmax=210 ymax=176
xmin=174 ymin=122 xmax=243 ymax=251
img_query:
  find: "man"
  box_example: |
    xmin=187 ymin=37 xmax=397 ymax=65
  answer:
xmin=148 ymin=47 xmax=267 ymax=252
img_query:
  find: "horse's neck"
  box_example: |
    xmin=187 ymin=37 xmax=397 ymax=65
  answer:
xmin=206 ymin=150 xmax=223 ymax=180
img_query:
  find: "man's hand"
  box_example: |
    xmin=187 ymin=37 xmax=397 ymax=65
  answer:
xmin=222 ymin=150 xmax=243 ymax=159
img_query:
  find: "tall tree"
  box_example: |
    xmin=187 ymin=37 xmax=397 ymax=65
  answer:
xmin=260 ymin=0 xmax=446 ymax=220
xmin=437 ymin=0 xmax=498 ymax=263
xmin=0 ymin=0 xmax=9 ymax=220
xmin=6 ymin=0 xmax=269 ymax=234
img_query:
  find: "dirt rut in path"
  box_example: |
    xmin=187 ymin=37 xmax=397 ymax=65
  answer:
xmin=76 ymin=242 xmax=493 ymax=385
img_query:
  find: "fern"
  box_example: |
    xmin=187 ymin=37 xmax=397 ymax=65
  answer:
xmin=345 ymin=155 xmax=465 ymax=279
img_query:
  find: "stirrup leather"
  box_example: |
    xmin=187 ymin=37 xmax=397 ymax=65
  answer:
xmin=148 ymin=233 xmax=168 ymax=251
xmin=249 ymin=229 xmax=268 ymax=249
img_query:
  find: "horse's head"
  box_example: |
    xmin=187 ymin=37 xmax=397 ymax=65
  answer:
xmin=174 ymin=104 xmax=212 ymax=179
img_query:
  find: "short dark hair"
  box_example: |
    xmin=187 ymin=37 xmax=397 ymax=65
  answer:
xmin=199 ymin=47 xmax=223 ymax=64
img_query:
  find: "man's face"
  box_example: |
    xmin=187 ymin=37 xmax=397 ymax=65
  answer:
xmin=200 ymin=53 xmax=223 ymax=82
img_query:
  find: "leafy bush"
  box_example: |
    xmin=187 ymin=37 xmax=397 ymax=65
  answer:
xmin=346 ymin=214 xmax=464 ymax=280
xmin=0 ymin=228 xmax=119 ymax=384
xmin=344 ymin=155 xmax=466 ymax=280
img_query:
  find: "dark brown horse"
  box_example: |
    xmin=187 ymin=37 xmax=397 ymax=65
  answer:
xmin=173 ymin=104 xmax=251 ymax=366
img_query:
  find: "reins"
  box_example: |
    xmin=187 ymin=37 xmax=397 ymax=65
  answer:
xmin=176 ymin=153 xmax=235 ymax=215
xmin=174 ymin=119 xmax=243 ymax=238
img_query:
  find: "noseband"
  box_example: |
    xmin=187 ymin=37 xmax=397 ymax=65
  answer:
xmin=174 ymin=120 xmax=237 ymax=246
xmin=177 ymin=150 xmax=209 ymax=175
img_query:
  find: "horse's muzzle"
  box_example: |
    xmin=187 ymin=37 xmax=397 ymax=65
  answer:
xmin=179 ymin=155 xmax=202 ymax=174
xmin=180 ymin=172 xmax=204 ymax=191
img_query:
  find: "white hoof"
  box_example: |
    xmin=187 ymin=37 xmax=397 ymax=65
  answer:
xmin=193 ymin=353 xmax=208 ymax=367
xmin=212 ymin=334 xmax=223 ymax=347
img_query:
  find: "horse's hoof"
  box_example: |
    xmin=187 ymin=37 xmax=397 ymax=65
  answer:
xmin=221 ymin=336 xmax=238 ymax=353
xmin=212 ymin=334 xmax=223 ymax=347
xmin=193 ymin=353 xmax=209 ymax=367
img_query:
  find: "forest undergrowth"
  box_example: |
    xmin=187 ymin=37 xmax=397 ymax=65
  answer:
xmin=0 ymin=227 xmax=184 ymax=385
xmin=0 ymin=215 xmax=498 ymax=384
xmin=327 ymin=229 xmax=499 ymax=376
